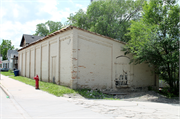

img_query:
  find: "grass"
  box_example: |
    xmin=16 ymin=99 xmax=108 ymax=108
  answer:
xmin=1 ymin=72 xmax=118 ymax=99
xmin=1 ymin=71 xmax=14 ymax=76
xmin=10 ymin=76 xmax=76 ymax=97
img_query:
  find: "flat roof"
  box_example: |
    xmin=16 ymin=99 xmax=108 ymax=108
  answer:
xmin=18 ymin=26 xmax=126 ymax=51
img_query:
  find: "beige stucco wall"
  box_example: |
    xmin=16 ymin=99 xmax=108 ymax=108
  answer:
xmin=18 ymin=28 xmax=157 ymax=90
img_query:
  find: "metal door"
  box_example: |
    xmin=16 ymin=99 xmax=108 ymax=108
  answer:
xmin=115 ymin=56 xmax=130 ymax=87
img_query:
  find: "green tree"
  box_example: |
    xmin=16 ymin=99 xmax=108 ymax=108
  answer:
xmin=124 ymin=0 xmax=179 ymax=93
xmin=68 ymin=9 xmax=88 ymax=30
xmin=34 ymin=20 xmax=63 ymax=36
xmin=68 ymin=0 xmax=144 ymax=42
xmin=34 ymin=23 xmax=49 ymax=36
xmin=0 ymin=39 xmax=15 ymax=60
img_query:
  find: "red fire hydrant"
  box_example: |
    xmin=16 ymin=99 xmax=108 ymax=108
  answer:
xmin=34 ymin=75 xmax=39 ymax=89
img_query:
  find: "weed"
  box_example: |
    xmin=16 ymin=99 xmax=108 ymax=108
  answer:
xmin=75 ymin=89 xmax=115 ymax=99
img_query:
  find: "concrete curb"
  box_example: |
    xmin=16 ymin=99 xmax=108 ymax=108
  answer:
xmin=0 ymin=84 xmax=11 ymax=98
xmin=0 ymin=77 xmax=32 ymax=119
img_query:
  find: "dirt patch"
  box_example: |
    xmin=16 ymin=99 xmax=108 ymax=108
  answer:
xmin=63 ymin=91 xmax=179 ymax=104
xmin=115 ymin=91 xmax=179 ymax=104
xmin=63 ymin=93 xmax=85 ymax=99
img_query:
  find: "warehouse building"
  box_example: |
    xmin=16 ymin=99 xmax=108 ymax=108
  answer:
xmin=18 ymin=26 xmax=158 ymax=90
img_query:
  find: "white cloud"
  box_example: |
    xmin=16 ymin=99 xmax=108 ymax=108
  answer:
xmin=68 ymin=0 xmax=73 ymax=3
xmin=0 ymin=0 xmax=90 ymax=48
xmin=36 ymin=0 xmax=80 ymax=23
xmin=36 ymin=0 xmax=75 ymax=22
xmin=82 ymin=7 xmax=88 ymax=12
xmin=65 ymin=8 xmax=70 ymax=11
xmin=0 ymin=19 xmax=47 ymax=48
xmin=13 ymin=8 xmax=19 ymax=18
xmin=0 ymin=7 xmax=7 ymax=18
xmin=76 ymin=4 xmax=83 ymax=8
xmin=75 ymin=4 xmax=87 ymax=12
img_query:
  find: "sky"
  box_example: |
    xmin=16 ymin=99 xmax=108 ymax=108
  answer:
xmin=0 ymin=0 xmax=179 ymax=49
xmin=0 ymin=0 xmax=91 ymax=49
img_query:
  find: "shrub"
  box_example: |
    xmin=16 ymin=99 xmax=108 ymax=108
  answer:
xmin=148 ymin=86 xmax=152 ymax=91
xmin=160 ymin=87 xmax=179 ymax=98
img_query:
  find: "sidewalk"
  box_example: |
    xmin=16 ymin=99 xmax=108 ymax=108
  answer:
xmin=0 ymin=75 xmax=179 ymax=119
xmin=0 ymin=75 xmax=113 ymax=119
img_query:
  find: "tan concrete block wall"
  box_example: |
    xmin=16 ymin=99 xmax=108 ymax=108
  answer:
xmin=49 ymin=40 xmax=57 ymax=83
xmin=41 ymin=45 xmax=48 ymax=82
xmin=18 ymin=30 xmax=73 ymax=87
xmin=77 ymin=37 xmax=112 ymax=89
xmin=73 ymin=28 xmax=156 ymax=90
xmin=18 ymin=28 xmax=156 ymax=90
xmin=26 ymin=51 xmax=30 ymax=77
xmin=60 ymin=36 xmax=72 ymax=87
xmin=132 ymin=63 xmax=154 ymax=87
xmin=30 ymin=49 xmax=34 ymax=79
xmin=18 ymin=53 xmax=21 ymax=74
xmin=19 ymin=52 xmax=22 ymax=75
xmin=22 ymin=52 xmax=25 ymax=76
xmin=35 ymin=48 xmax=40 ymax=79
xmin=113 ymin=39 xmax=156 ymax=90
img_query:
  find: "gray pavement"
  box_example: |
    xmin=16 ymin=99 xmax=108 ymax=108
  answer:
xmin=0 ymin=88 xmax=26 ymax=118
xmin=0 ymin=75 xmax=180 ymax=119
xmin=0 ymin=75 xmax=112 ymax=119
